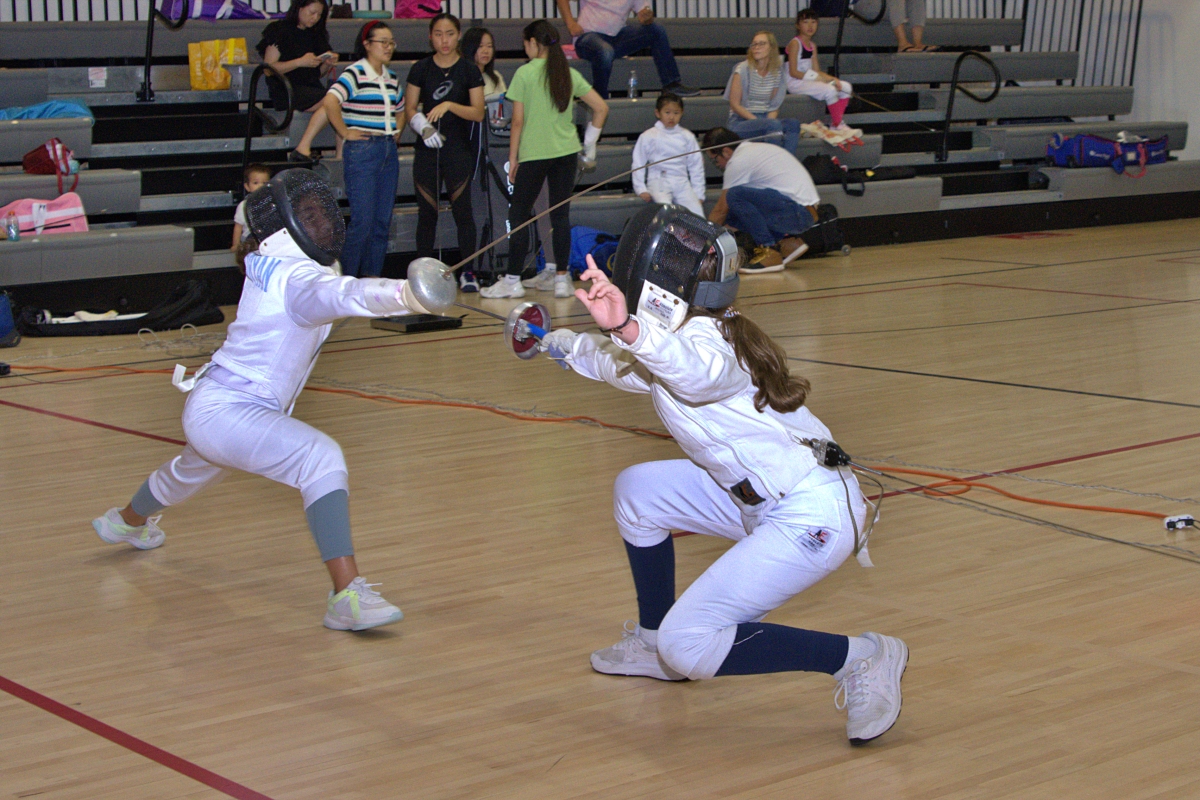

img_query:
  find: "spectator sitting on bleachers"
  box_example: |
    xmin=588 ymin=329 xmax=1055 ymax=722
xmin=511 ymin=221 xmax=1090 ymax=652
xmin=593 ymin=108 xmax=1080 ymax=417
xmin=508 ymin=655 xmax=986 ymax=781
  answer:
xmin=555 ymin=0 xmax=697 ymax=100
xmin=258 ymin=0 xmax=341 ymax=162
xmin=231 ymin=163 xmax=271 ymax=252
xmin=724 ymin=31 xmax=800 ymax=156
xmin=786 ymin=9 xmax=853 ymax=132
xmin=461 ymin=27 xmax=506 ymax=102
xmin=631 ymin=92 xmax=706 ymax=218
xmin=702 ymin=126 xmax=815 ymax=273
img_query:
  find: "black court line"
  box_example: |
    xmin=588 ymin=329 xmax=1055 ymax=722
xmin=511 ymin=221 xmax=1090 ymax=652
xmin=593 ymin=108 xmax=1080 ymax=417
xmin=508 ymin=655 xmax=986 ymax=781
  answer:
xmin=789 ymin=357 xmax=1200 ymax=410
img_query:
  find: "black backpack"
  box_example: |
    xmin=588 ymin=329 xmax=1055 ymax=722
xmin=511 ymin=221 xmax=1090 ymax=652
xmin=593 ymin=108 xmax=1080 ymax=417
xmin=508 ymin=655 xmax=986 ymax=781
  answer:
xmin=802 ymin=154 xmax=866 ymax=197
xmin=18 ymin=279 xmax=224 ymax=337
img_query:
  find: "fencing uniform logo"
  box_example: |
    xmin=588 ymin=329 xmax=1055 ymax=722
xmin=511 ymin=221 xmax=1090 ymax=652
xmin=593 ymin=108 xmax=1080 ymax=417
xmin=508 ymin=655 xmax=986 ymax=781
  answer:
xmin=802 ymin=528 xmax=830 ymax=553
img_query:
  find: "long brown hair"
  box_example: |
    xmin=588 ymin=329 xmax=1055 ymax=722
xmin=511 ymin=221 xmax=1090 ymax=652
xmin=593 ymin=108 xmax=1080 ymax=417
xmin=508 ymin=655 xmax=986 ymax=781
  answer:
xmin=524 ymin=19 xmax=572 ymax=113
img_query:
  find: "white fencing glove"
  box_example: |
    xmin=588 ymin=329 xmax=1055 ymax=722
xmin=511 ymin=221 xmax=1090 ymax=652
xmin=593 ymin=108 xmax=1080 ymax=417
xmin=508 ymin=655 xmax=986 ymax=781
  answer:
xmin=409 ymin=112 xmax=445 ymax=148
xmin=581 ymin=122 xmax=601 ymax=165
xmin=399 ymin=280 xmax=433 ymax=315
xmin=540 ymin=328 xmax=578 ymax=366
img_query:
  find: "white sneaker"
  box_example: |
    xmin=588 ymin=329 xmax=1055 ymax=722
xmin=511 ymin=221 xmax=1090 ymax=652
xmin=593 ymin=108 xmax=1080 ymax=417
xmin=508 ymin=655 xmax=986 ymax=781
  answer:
xmin=833 ymin=631 xmax=908 ymax=744
xmin=522 ymin=263 xmax=558 ymax=290
xmin=479 ymin=274 xmax=526 ymax=299
xmin=553 ymin=272 xmax=574 ymax=299
xmin=323 ymin=576 xmax=404 ymax=631
xmin=92 ymin=508 xmax=165 ymax=550
xmin=590 ymin=620 xmax=686 ymax=681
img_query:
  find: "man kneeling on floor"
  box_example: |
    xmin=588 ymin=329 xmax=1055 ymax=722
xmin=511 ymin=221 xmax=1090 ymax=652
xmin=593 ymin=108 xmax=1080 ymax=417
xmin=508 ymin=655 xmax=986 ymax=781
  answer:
xmin=703 ymin=126 xmax=817 ymax=273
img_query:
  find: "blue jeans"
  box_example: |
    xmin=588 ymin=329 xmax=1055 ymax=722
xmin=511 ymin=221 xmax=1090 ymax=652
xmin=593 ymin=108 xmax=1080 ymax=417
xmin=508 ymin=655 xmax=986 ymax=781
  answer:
xmin=727 ymin=114 xmax=800 ymax=156
xmin=574 ymin=22 xmax=682 ymax=99
xmin=725 ymin=186 xmax=814 ymax=247
xmin=341 ymin=135 xmax=399 ymax=278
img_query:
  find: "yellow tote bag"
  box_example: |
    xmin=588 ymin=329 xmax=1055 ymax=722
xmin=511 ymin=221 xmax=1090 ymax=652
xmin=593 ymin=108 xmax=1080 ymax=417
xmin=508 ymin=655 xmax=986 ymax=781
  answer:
xmin=188 ymin=38 xmax=249 ymax=91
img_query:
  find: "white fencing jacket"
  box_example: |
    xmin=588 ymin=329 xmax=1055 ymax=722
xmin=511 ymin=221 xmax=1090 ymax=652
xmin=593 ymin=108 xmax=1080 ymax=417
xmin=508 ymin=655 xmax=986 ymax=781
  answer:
xmin=565 ymin=315 xmax=844 ymax=518
xmin=630 ymin=121 xmax=706 ymax=199
xmin=207 ymin=231 xmax=419 ymax=412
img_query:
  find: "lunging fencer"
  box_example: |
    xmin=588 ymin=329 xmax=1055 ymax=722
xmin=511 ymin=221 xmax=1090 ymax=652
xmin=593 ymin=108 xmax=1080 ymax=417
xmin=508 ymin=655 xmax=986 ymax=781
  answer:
xmin=540 ymin=204 xmax=908 ymax=744
xmin=92 ymin=169 xmax=451 ymax=632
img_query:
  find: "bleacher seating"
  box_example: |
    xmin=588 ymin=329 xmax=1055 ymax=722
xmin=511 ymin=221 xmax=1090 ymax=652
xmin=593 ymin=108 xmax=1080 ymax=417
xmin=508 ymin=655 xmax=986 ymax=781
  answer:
xmin=0 ymin=11 xmax=1196 ymax=307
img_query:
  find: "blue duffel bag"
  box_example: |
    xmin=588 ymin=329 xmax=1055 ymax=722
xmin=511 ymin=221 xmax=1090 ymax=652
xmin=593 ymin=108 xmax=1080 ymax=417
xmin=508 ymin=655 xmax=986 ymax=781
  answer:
xmin=1047 ymin=132 xmax=1169 ymax=176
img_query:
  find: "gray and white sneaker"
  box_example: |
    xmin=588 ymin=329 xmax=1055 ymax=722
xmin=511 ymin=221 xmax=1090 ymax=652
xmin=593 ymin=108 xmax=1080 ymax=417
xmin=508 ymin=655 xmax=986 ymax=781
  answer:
xmin=590 ymin=620 xmax=686 ymax=681
xmin=323 ymin=577 xmax=404 ymax=631
xmin=522 ymin=264 xmax=558 ymax=290
xmin=833 ymin=631 xmax=908 ymax=744
xmin=479 ymin=274 xmax=526 ymax=299
xmin=92 ymin=508 xmax=165 ymax=550
xmin=553 ymin=272 xmax=575 ymax=299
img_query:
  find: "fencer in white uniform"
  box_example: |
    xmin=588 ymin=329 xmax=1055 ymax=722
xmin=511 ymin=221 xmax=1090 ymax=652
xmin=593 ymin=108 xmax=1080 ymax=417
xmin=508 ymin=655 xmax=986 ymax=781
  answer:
xmin=630 ymin=103 xmax=707 ymax=218
xmin=540 ymin=204 xmax=908 ymax=744
xmin=92 ymin=169 xmax=445 ymax=632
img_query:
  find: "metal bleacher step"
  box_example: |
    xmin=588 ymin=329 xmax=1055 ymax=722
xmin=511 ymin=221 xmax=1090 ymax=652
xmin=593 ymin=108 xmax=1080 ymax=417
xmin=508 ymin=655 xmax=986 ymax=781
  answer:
xmin=89 ymin=136 xmax=290 ymax=159
xmin=938 ymin=188 xmax=1063 ymax=210
xmin=877 ymin=147 xmax=1002 ymax=167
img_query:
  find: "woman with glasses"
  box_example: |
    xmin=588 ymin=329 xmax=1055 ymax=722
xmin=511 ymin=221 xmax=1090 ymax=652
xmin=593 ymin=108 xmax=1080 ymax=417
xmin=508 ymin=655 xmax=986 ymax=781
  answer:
xmin=404 ymin=13 xmax=485 ymax=292
xmin=323 ymin=21 xmax=405 ymax=278
xmin=257 ymin=0 xmax=340 ymax=162
xmin=723 ymin=31 xmax=799 ymax=155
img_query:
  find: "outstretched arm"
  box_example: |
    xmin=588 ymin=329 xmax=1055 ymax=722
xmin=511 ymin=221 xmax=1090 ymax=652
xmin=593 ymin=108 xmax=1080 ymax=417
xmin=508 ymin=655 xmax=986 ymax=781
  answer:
xmin=283 ymin=266 xmax=426 ymax=327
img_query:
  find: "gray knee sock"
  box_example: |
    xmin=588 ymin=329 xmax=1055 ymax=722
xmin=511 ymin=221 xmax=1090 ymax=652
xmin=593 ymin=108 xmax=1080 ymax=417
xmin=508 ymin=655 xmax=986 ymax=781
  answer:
xmin=305 ymin=489 xmax=355 ymax=562
xmin=130 ymin=480 xmax=166 ymax=517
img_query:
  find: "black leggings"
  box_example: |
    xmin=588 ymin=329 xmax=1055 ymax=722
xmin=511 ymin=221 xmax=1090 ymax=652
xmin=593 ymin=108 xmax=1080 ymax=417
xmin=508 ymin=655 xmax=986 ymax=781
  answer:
xmin=413 ymin=142 xmax=477 ymax=269
xmin=506 ymin=152 xmax=576 ymax=276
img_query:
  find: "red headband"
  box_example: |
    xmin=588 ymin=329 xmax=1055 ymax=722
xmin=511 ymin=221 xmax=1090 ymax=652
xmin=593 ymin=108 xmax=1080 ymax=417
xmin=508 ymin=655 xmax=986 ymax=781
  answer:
xmin=362 ymin=20 xmax=381 ymax=42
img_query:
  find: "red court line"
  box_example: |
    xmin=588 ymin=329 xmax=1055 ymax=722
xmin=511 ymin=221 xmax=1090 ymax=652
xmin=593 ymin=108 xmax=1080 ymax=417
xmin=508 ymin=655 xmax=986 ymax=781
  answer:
xmin=0 ymin=398 xmax=186 ymax=447
xmin=950 ymin=281 xmax=1186 ymax=304
xmin=0 ymin=674 xmax=274 ymax=800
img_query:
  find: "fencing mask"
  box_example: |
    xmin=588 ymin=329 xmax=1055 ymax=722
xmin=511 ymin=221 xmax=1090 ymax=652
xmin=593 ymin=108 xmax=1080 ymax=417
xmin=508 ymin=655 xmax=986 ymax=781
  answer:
xmin=245 ymin=168 xmax=346 ymax=266
xmin=610 ymin=203 xmax=740 ymax=332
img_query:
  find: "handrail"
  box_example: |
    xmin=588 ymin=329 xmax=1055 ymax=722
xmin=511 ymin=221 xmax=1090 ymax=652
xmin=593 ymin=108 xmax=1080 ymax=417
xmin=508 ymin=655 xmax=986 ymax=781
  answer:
xmin=831 ymin=0 xmax=887 ymax=79
xmin=137 ymin=0 xmax=189 ymax=102
xmin=937 ymin=51 xmax=1001 ymax=163
xmin=240 ymin=63 xmax=295 ymax=200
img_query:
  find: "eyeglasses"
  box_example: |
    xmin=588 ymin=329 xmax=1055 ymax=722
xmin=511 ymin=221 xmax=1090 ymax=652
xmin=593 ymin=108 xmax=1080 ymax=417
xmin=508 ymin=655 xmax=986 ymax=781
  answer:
xmin=368 ymin=39 xmax=396 ymax=48
xmin=750 ymin=41 xmax=770 ymax=47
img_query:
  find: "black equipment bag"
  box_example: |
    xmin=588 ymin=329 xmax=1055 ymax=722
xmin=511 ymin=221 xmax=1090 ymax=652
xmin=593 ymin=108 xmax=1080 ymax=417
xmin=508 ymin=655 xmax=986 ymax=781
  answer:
xmin=799 ymin=203 xmax=847 ymax=257
xmin=18 ymin=279 xmax=224 ymax=337
xmin=802 ymin=153 xmax=865 ymax=197
xmin=851 ymin=165 xmax=919 ymax=183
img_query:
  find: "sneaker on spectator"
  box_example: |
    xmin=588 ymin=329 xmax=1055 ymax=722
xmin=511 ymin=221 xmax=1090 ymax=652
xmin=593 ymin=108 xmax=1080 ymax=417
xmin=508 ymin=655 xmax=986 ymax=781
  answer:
xmin=741 ymin=246 xmax=784 ymax=273
xmin=522 ymin=264 xmax=558 ymax=290
xmin=459 ymin=270 xmax=480 ymax=293
xmin=780 ymin=236 xmax=810 ymax=265
xmin=662 ymin=82 xmax=700 ymax=98
xmin=553 ymin=272 xmax=575 ymax=298
xmin=479 ymin=274 xmax=526 ymax=299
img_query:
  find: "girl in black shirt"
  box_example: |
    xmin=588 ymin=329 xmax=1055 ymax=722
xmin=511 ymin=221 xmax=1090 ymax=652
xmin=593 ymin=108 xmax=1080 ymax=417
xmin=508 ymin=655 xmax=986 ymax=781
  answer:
xmin=257 ymin=0 xmax=340 ymax=161
xmin=404 ymin=13 xmax=486 ymax=290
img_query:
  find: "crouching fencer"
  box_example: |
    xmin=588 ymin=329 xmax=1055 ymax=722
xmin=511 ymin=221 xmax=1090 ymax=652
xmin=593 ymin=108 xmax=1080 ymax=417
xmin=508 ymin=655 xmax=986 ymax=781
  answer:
xmin=93 ymin=169 xmax=449 ymax=632
xmin=541 ymin=204 xmax=908 ymax=744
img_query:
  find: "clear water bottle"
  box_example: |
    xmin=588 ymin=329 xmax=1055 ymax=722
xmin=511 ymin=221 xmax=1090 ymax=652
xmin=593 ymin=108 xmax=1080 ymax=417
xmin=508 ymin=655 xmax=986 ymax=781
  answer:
xmin=628 ymin=69 xmax=639 ymax=99
xmin=4 ymin=211 xmax=18 ymax=242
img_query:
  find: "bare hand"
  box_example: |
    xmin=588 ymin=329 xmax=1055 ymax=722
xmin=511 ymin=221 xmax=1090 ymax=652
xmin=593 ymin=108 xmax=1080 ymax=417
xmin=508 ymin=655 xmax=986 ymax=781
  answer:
xmin=425 ymin=102 xmax=453 ymax=124
xmin=567 ymin=18 xmax=584 ymax=37
xmin=574 ymin=257 xmax=631 ymax=331
xmin=343 ymin=129 xmax=369 ymax=141
xmin=636 ymin=6 xmax=654 ymax=24
xmin=508 ymin=161 xmax=518 ymax=184
xmin=832 ymin=79 xmax=842 ymax=91
xmin=638 ymin=192 xmax=653 ymax=202
xmin=299 ymin=52 xmax=323 ymax=68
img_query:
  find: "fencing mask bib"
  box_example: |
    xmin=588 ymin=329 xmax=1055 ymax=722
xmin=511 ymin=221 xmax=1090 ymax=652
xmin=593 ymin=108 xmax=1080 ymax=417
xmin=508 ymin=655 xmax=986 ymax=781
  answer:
xmin=245 ymin=168 xmax=346 ymax=266
xmin=610 ymin=203 xmax=740 ymax=332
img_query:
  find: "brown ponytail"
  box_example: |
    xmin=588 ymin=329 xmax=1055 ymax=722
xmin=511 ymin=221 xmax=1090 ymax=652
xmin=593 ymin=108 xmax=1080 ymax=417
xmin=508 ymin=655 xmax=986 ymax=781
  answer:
xmin=524 ymin=19 xmax=572 ymax=113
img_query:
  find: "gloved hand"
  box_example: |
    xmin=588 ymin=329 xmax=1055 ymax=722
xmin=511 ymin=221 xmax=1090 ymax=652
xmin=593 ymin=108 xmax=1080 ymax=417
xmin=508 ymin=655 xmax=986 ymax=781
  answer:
xmin=581 ymin=122 xmax=601 ymax=165
xmin=400 ymin=279 xmax=433 ymax=315
xmin=409 ymin=112 xmax=445 ymax=149
xmin=540 ymin=328 xmax=578 ymax=366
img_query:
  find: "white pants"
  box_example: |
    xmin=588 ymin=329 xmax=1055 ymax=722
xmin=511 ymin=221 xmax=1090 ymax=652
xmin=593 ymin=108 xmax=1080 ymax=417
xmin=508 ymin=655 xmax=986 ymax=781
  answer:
xmin=645 ymin=173 xmax=705 ymax=218
xmin=890 ymin=0 xmax=926 ymax=29
xmin=147 ymin=377 xmax=349 ymax=512
xmin=613 ymin=459 xmax=865 ymax=680
xmin=786 ymin=77 xmax=853 ymax=105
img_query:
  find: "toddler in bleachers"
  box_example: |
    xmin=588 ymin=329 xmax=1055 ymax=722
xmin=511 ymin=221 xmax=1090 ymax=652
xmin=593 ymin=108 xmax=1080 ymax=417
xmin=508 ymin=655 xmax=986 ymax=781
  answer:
xmin=230 ymin=163 xmax=271 ymax=251
xmin=786 ymin=9 xmax=853 ymax=132
xmin=630 ymin=93 xmax=706 ymax=218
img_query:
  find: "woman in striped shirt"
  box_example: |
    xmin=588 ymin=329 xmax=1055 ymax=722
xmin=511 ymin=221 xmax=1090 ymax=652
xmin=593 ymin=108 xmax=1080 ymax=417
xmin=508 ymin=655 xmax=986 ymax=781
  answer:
xmin=723 ymin=31 xmax=799 ymax=155
xmin=323 ymin=21 xmax=405 ymax=278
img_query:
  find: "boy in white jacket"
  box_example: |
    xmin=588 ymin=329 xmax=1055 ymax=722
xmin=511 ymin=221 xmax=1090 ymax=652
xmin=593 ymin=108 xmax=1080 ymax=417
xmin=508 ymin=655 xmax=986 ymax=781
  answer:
xmin=631 ymin=93 xmax=707 ymax=218
xmin=540 ymin=251 xmax=908 ymax=744
xmin=92 ymin=171 xmax=439 ymax=632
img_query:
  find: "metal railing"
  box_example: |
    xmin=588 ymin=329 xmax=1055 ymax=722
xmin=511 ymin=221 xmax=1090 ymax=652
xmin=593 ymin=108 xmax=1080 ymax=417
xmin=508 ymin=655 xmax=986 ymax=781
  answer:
xmin=831 ymin=0 xmax=887 ymax=78
xmin=937 ymin=50 xmax=999 ymax=162
xmin=136 ymin=0 xmax=188 ymax=102
xmin=240 ymin=63 xmax=293 ymax=197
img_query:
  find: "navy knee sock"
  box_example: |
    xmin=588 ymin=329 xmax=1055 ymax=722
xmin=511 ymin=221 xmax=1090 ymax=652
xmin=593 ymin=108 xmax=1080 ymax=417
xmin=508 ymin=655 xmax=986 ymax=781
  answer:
xmin=624 ymin=538 xmax=675 ymax=631
xmin=715 ymin=623 xmax=849 ymax=676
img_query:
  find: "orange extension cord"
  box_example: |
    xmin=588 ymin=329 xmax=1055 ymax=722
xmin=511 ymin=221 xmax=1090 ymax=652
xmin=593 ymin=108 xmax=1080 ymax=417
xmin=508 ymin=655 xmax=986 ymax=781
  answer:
xmin=9 ymin=363 xmax=1171 ymax=520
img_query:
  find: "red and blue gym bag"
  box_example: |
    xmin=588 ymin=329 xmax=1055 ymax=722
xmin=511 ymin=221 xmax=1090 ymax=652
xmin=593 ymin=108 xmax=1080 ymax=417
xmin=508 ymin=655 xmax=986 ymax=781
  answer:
xmin=1047 ymin=132 xmax=1169 ymax=177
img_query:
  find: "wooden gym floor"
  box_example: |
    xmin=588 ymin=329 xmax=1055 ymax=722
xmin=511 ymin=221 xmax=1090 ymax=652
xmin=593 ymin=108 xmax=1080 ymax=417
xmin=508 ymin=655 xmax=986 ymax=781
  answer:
xmin=4 ymin=218 xmax=1200 ymax=799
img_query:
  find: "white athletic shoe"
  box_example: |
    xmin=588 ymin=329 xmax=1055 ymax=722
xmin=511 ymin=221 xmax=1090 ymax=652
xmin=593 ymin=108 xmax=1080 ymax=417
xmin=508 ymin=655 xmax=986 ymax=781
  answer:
xmin=833 ymin=631 xmax=908 ymax=744
xmin=522 ymin=264 xmax=558 ymax=290
xmin=590 ymin=620 xmax=686 ymax=681
xmin=323 ymin=576 xmax=404 ymax=631
xmin=553 ymin=272 xmax=575 ymax=299
xmin=92 ymin=508 xmax=165 ymax=550
xmin=479 ymin=274 xmax=526 ymax=299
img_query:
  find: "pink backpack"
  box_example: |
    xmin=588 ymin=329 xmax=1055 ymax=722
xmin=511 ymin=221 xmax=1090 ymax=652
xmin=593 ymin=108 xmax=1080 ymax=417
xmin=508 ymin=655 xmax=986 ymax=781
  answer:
xmin=0 ymin=193 xmax=89 ymax=236
xmin=393 ymin=0 xmax=441 ymax=18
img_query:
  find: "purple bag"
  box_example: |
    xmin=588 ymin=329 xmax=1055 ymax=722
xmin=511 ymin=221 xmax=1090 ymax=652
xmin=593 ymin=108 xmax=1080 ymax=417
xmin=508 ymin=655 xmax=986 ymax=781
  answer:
xmin=159 ymin=0 xmax=280 ymax=20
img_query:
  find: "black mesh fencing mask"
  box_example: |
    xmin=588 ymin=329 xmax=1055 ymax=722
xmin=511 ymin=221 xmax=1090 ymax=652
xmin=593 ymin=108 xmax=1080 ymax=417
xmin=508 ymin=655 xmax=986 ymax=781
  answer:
xmin=610 ymin=204 xmax=739 ymax=332
xmin=245 ymin=169 xmax=346 ymax=266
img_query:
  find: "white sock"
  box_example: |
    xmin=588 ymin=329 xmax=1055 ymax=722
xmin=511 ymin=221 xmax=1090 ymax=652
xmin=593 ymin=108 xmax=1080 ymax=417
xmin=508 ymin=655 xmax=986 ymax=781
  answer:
xmin=638 ymin=626 xmax=658 ymax=649
xmin=502 ymin=274 xmax=520 ymax=283
xmin=842 ymin=635 xmax=877 ymax=672
xmin=544 ymin=262 xmax=557 ymax=273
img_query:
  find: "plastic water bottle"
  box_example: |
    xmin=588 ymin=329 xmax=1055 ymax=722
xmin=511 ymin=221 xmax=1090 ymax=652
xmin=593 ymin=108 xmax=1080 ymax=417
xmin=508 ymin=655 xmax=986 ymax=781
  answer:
xmin=4 ymin=211 xmax=18 ymax=242
xmin=628 ymin=69 xmax=639 ymax=99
